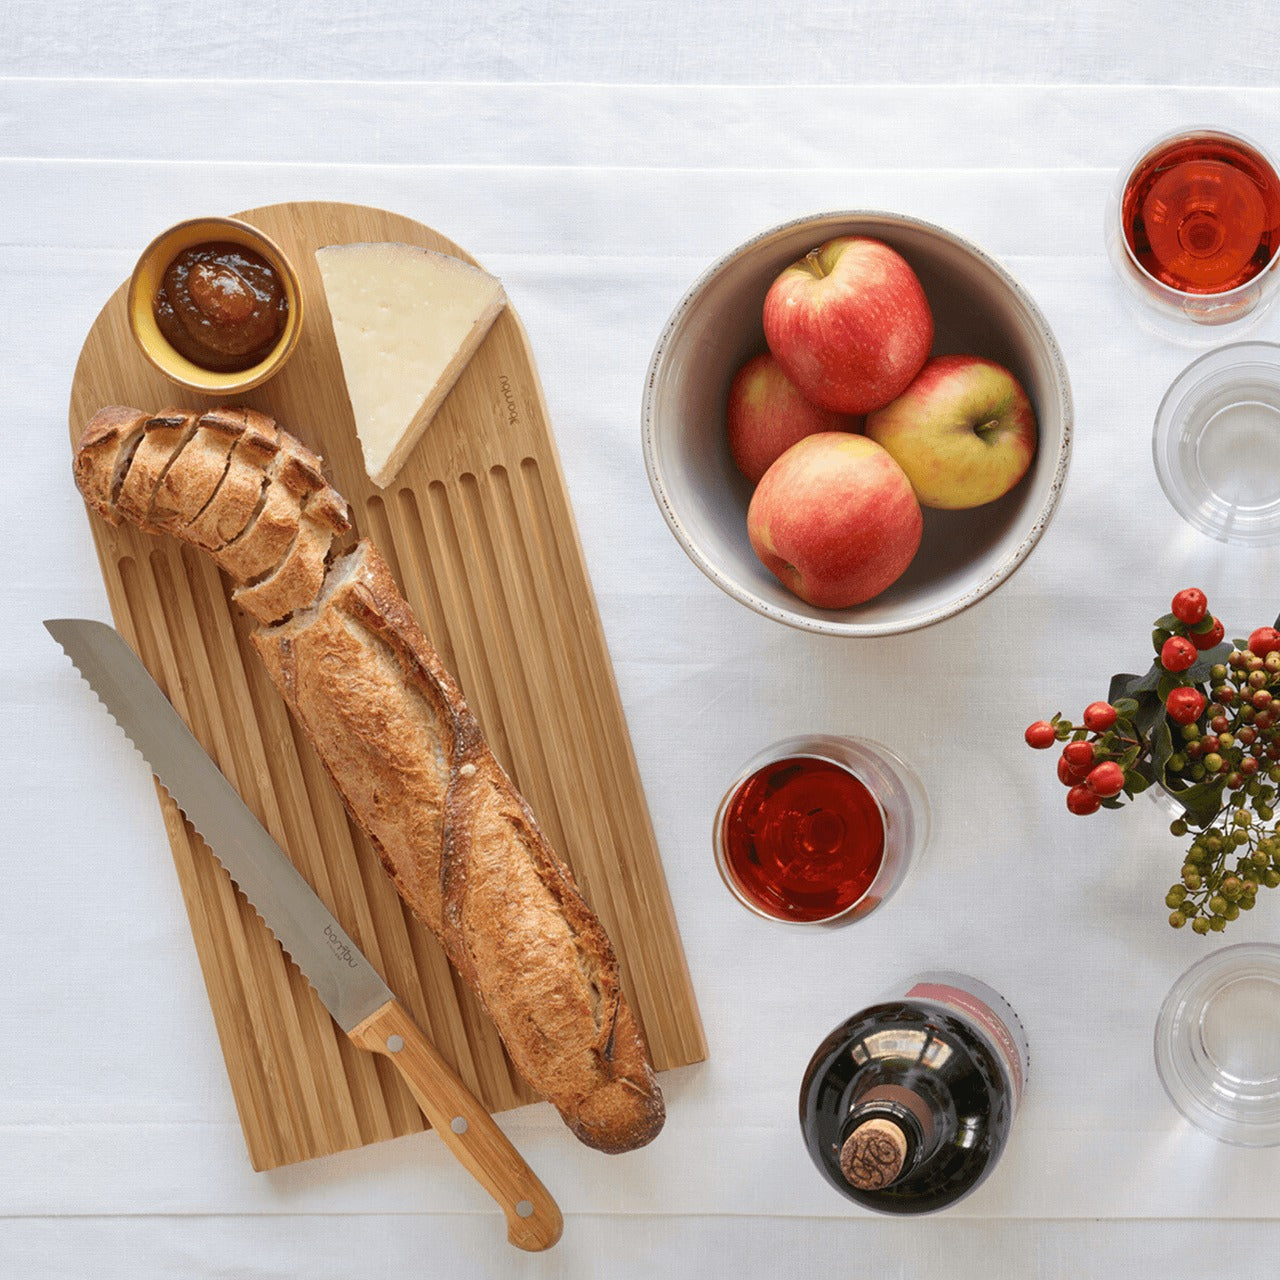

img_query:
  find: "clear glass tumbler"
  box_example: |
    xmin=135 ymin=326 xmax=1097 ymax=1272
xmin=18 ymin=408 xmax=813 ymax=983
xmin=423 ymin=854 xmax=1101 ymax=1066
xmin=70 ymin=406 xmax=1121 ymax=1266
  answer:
xmin=712 ymin=735 xmax=929 ymax=926
xmin=1153 ymin=341 xmax=1280 ymax=545
xmin=1154 ymin=942 xmax=1280 ymax=1146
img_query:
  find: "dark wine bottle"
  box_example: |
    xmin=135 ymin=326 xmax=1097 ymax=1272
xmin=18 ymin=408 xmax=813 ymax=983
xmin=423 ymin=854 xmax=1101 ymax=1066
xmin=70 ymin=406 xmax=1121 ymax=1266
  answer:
xmin=799 ymin=972 xmax=1029 ymax=1214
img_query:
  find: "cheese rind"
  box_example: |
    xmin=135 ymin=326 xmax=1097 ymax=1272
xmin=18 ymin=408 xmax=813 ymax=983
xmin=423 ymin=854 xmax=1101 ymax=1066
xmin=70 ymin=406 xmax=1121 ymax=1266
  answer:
xmin=315 ymin=242 xmax=507 ymax=487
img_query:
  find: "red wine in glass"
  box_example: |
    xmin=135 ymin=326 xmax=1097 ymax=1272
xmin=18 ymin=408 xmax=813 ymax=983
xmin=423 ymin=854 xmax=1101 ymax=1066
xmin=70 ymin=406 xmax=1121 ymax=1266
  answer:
xmin=1122 ymin=132 xmax=1280 ymax=296
xmin=719 ymin=755 xmax=885 ymax=923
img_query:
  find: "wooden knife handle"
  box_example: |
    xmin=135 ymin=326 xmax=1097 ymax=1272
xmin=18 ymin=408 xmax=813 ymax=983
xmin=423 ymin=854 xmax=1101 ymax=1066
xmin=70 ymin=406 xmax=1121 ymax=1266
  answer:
xmin=350 ymin=999 xmax=563 ymax=1251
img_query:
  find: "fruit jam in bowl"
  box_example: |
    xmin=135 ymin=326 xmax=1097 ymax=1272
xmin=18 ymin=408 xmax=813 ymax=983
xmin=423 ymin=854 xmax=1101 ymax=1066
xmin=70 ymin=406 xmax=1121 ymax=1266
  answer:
xmin=642 ymin=211 xmax=1073 ymax=637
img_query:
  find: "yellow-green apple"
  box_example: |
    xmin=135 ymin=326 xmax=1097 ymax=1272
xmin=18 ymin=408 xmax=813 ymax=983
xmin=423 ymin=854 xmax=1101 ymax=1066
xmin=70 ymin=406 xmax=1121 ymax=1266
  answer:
xmin=727 ymin=352 xmax=861 ymax=484
xmin=747 ymin=432 xmax=922 ymax=608
xmin=865 ymin=354 xmax=1038 ymax=509
xmin=762 ymin=237 xmax=934 ymax=415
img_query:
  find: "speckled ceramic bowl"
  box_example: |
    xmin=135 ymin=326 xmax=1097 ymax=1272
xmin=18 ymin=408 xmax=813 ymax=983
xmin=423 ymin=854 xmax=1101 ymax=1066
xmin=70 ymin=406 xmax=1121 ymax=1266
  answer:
xmin=127 ymin=215 xmax=303 ymax=396
xmin=642 ymin=211 xmax=1073 ymax=636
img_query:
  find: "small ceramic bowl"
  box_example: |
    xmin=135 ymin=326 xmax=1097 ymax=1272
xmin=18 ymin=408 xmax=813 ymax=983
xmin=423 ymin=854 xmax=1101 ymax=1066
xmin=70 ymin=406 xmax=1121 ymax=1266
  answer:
xmin=127 ymin=216 xmax=303 ymax=395
xmin=642 ymin=211 xmax=1073 ymax=636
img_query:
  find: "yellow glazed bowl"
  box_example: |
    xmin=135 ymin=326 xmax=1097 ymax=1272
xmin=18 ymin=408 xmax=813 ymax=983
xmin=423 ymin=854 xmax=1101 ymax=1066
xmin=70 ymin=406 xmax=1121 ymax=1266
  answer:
xmin=126 ymin=216 xmax=303 ymax=395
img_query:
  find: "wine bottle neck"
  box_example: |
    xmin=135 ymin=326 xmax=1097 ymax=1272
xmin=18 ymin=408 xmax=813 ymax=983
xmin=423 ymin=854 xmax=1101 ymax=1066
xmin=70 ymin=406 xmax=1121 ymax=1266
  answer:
xmin=852 ymin=1082 xmax=936 ymax=1145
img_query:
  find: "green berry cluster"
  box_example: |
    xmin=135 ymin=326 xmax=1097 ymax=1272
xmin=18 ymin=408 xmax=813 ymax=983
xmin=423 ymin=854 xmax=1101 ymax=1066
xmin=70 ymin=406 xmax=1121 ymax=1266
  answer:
xmin=1164 ymin=642 xmax=1280 ymax=932
xmin=1165 ymin=813 xmax=1280 ymax=933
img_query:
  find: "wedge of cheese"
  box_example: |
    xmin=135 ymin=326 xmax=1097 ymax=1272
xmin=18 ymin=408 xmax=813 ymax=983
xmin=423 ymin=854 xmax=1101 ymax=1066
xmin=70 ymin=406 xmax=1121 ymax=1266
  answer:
xmin=315 ymin=242 xmax=507 ymax=488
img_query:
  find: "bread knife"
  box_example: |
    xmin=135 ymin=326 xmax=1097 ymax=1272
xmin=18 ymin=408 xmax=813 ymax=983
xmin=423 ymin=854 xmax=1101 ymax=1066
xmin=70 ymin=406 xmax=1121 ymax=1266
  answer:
xmin=44 ymin=617 xmax=563 ymax=1252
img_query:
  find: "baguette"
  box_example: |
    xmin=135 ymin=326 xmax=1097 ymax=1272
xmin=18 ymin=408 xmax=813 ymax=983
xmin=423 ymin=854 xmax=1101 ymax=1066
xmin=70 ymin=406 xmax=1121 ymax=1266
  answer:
xmin=72 ymin=404 xmax=664 ymax=1154
xmin=252 ymin=541 xmax=664 ymax=1152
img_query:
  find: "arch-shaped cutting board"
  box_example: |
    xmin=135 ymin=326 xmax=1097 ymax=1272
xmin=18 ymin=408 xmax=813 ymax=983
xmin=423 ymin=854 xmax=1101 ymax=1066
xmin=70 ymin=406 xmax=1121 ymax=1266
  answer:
xmin=68 ymin=201 xmax=706 ymax=1171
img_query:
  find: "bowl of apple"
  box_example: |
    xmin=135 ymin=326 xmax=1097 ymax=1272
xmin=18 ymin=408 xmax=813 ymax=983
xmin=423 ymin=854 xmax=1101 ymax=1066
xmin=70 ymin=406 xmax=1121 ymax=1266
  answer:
xmin=642 ymin=211 xmax=1073 ymax=636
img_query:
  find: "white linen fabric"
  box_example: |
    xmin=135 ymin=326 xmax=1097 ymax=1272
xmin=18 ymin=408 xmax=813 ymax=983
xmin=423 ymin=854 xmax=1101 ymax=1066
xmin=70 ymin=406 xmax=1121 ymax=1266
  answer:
xmin=9 ymin=67 xmax=1280 ymax=1276
xmin=1 ymin=0 xmax=1277 ymax=86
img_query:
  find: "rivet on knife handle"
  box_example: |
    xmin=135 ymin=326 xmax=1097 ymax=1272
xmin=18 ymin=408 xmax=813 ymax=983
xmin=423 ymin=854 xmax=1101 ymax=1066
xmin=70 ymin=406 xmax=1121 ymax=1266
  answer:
xmin=350 ymin=999 xmax=564 ymax=1252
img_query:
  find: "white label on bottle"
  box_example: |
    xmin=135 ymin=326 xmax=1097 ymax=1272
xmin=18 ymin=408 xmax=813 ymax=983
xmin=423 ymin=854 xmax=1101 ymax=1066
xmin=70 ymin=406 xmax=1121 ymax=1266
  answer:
xmin=904 ymin=979 xmax=1026 ymax=1107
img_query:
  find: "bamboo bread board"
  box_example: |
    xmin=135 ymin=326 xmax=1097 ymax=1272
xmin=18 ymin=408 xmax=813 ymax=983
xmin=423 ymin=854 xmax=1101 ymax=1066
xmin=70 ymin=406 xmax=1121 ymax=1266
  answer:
xmin=68 ymin=200 xmax=706 ymax=1172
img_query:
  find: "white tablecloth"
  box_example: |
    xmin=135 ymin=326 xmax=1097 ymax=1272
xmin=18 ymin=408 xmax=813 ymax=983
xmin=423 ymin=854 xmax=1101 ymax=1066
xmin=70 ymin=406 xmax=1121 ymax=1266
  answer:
xmin=10 ymin=6 xmax=1280 ymax=1275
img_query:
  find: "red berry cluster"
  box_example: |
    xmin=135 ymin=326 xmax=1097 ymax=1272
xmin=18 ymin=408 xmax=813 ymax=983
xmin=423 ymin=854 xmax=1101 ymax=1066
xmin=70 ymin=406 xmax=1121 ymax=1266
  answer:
xmin=1156 ymin=587 xmax=1224 ymax=659
xmin=1024 ymin=588 xmax=1280 ymax=937
xmin=1025 ymin=700 xmax=1133 ymax=815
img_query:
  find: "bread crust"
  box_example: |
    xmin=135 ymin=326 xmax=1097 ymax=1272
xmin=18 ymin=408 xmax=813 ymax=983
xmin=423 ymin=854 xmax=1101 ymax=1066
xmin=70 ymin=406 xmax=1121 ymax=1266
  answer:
xmin=212 ymin=441 xmax=323 ymax=583
xmin=115 ymin=410 xmax=202 ymax=531
xmin=72 ymin=406 xmax=150 ymax=526
xmin=151 ymin=408 xmax=250 ymax=532
xmin=183 ymin=415 xmax=281 ymax=551
xmin=231 ymin=484 xmax=353 ymax=625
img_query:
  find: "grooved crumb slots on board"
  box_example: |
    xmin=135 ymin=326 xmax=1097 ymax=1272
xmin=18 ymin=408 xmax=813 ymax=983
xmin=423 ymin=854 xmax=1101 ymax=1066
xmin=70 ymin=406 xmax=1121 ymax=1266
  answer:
xmin=68 ymin=200 xmax=706 ymax=1171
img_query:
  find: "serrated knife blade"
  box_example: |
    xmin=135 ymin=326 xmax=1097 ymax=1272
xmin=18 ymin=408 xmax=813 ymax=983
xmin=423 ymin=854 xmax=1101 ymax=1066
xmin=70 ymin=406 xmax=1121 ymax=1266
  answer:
xmin=45 ymin=616 xmax=391 ymax=1031
xmin=44 ymin=616 xmax=562 ymax=1251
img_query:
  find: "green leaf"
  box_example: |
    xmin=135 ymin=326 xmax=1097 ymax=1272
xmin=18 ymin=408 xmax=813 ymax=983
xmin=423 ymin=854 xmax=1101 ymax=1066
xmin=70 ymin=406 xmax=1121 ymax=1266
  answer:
xmin=1161 ymin=777 xmax=1226 ymax=829
xmin=1125 ymin=663 xmax=1164 ymax=697
xmin=1132 ymin=696 xmax=1163 ymax=740
xmin=1157 ymin=672 xmax=1178 ymax=702
xmin=1126 ymin=773 xmax=1152 ymax=795
xmin=1120 ymin=641 xmax=1229 ymax=698
xmin=1154 ymin=612 xmax=1180 ymax=632
xmin=1151 ymin=714 xmax=1176 ymax=786
xmin=1109 ymin=673 xmax=1142 ymax=705
xmin=1184 ymin=642 xmax=1232 ymax=683
xmin=1113 ymin=697 xmax=1140 ymax=719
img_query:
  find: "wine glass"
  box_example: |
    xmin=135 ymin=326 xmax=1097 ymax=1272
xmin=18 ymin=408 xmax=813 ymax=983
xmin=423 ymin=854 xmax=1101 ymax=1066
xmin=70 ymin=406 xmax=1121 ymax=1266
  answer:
xmin=1105 ymin=127 xmax=1280 ymax=343
xmin=712 ymin=735 xmax=929 ymax=926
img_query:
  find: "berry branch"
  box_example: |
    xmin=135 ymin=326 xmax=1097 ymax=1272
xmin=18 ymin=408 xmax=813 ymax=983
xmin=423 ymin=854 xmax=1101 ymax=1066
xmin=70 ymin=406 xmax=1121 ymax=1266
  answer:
xmin=1025 ymin=589 xmax=1280 ymax=936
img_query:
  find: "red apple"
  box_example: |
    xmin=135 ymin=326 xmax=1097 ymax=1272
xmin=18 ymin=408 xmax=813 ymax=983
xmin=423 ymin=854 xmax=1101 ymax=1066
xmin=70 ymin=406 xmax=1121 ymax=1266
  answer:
xmin=865 ymin=354 xmax=1038 ymax=510
xmin=727 ymin=352 xmax=861 ymax=484
xmin=762 ymin=237 xmax=934 ymax=415
xmin=747 ymin=432 xmax=922 ymax=608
